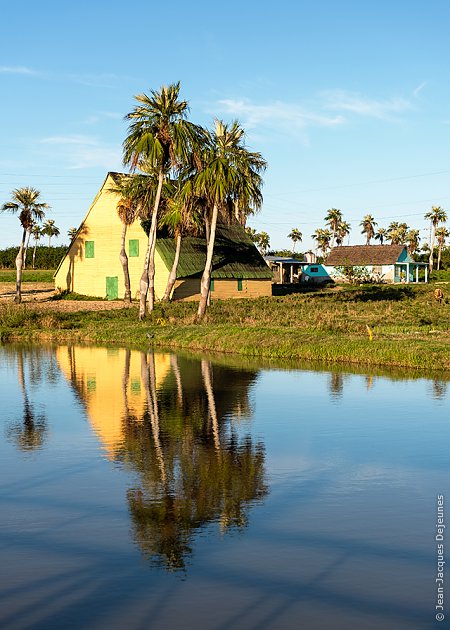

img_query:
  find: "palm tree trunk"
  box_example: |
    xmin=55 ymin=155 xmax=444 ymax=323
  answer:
xmin=429 ymin=224 xmax=436 ymax=273
xmin=437 ymin=244 xmax=443 ymax=271
xmin=23 ymin=228 xmax=32 ymax=270
xmin=15 ymin=229 xmax=27 ymax=303
xmin=138 ymin=168 xmax=164 ymax=320
xmin=197 ymin=204 xmax=218 ymax=321
xmin=162 ymin=233 xmax=182 ymax=301
xmin=119 ymin=223 xmax=132 ymax=302
xmin=32 ymin=241 xmax=37 ymax=269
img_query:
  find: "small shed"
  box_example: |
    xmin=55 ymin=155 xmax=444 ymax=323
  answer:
xmin=325 ymin=245 xmax=428 ymax=283
xmin=265 ymin=256 xmax=331 ymax=285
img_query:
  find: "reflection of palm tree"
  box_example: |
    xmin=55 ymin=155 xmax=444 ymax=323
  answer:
xmin=170 ymin=354 xmax=183 ymax=407
xmin=6 ymin=349 xmax=47 ymax=451
xmin=123 ymin=352 xmax=267 ymax=571
xmin=329 ymin=372 xmax=344 ymax=398
xmin=201 ymin=359 xmax=221 ymax=453
xmin=432 ymin=380 xmax=447 ymax=400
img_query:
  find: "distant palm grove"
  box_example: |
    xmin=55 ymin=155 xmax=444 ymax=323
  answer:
xmin=2 ymin=82 xmax=450 ymax=308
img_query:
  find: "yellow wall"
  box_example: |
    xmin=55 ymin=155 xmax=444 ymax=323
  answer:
xmin=54 ymin=174 xmax=170 ymax=299
xmin=172 ymin=278 xmax=272 ymax=301
xmin=56 ymin=346 xmax=172 ymax=458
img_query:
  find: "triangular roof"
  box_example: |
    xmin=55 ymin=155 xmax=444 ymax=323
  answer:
xmin=157 ymin=224 xmax=273 ymax=279
xmin=325 ymin=244 xmax=408 ymax=265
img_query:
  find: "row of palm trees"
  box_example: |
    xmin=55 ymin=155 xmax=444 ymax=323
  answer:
xmin=114 ymin=82 xmax=266 ymax=320
xmin=287 ymin=206 xmax=449 ymax=272
xmin=0 ymin=186 xmax=63 ymax=299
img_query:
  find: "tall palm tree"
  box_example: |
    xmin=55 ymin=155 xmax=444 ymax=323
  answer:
xmin=123 ymin=82 xmax=204 ymax=319
xmin=405 ymin=229 xmax=421 ymax=256
xmin=193 ymin=119 xmax=266 ymax=321
xmin=360 ymin=214 xmax=377 ymax=245
xmin=325 ymin=208 xmax=343 ymax=247
xmin=374 ymin=227 xmax=388 ymax=245
xmin=435 ymin=226 xmax=449 ymax=270
xmin=312 ymin=228 xmax=332 ymax=257
xmin=1 ymin=187 xmax=48 ymax=303
xmin=424 ymin=206 xmax=447 ymax=273
xmin=159 ymin=177 xmax=203 ymax=302
xmin=31 ymin=223 xmax=42 ymax=269
xmin=42 ymin=219 xmax=60 ymax=246
xmin=108 ymin=175 xmax=138 ymax=302
xmin=388 ymin=221 xmax=408 ymax=245
xmin=336 ymin=220 xmax=351 ymax=246
xmin=288 ymin=228 xmax=302 ymax=253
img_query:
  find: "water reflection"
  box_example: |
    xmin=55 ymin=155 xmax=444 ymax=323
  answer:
xmin=5 ymin=347 xmax=48 ymax=451
xmin=56 ymin=346 xmax=268 ymax=571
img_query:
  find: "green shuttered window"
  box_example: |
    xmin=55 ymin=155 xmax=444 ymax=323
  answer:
xmin=129 ymin=239 xmax=139 ymax=257
xmin=237 ymin=278 xmax=243 ymax=291
xmin=210 ymin=279 xmax=215 ymax=291
xmin=85 ymin=241 xmax=95 ymax=258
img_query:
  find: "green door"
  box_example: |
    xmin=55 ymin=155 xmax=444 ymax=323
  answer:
xmin=106 ymin=276 xmax=118 ymax=300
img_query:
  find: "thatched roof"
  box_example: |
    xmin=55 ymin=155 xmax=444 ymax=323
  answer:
xmin=325 ymin=245 xmax=407 ymax=265
xmin=157 ymin=224 xmax=273 ymax=279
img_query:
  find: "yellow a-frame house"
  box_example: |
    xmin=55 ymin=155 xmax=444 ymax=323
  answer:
xmin=54 ymin=173 xmax=273 ymax=301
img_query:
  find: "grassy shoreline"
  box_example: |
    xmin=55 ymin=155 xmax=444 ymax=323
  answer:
xmin=1 ymin=283 xmax=450 ymax=373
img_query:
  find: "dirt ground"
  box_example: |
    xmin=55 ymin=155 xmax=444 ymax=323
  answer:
xmin=0 ymin=283 xmax=135 ymax=312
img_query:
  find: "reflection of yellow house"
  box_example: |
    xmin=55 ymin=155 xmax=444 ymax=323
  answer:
xmin=56 ymin=347 xmax=171 ymax=458
xmin=54 ymin=172 xmax=273 ymax=301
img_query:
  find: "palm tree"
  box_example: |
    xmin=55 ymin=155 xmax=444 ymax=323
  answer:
xmin=374 ymin=227 xmax=388 ymax=245
xmin=388 ymin=222 xmax=408 ymax=245
xmin=193 ymin=119 xmax=266 ymax=321
xmin=159 ymin=177 xmax=203 ymax=301
xmin=425 ymin=206 xmax=447 ymax=272
xmin=1 ymin=187 xmax=48 ymax=303
xmin=435 ymin=226 xmax=450 ymax=270
xmin=31 ymin=223 xmax=42 ymax=269
xmin=123 ymin=81 xmax=204 ymax=319
xmin=42 ymin=219 xmax=60 ymax=246
xmin=108 ymin=175 xmax=138 ymax=302
xmin=68 ymin=227 xmax=78 ymax=241
xmin=245 ymin=227 xmax=258 ymax=243
xmin=336 ymin=220 xmax=351 ymax=246
xmin=325 ymin=208 xmax=343 ymax=247
xmin=312 ymin=228 xmax=332 ymax=258
xmin=288 ymin=228 xmax=302 ymax=253
xmin=405 ymin=229 xmax=421 ymax=256
xmin=256 ymin=231 xmax=270 ymax=255
xmin=360 ymin=214 xmax=377 ymax=245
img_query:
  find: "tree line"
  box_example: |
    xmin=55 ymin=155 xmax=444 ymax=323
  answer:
xmin=282 ymin=206 xmax=448 ymax=272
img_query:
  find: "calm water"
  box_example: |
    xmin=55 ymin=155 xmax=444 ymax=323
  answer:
xmin=0 ymin=345 xmax=449 ymax=630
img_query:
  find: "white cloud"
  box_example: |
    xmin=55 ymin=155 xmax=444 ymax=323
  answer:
xmin=323 ymin=89 xmax=412 ymax=120
xmin=0 ymin=65 xmax=36 ymax=75
xmin=214 ymin=98 xmax=344 ymax=143
xmin=39 ymin=135 xmax=122 ymax=170
xmin=413 ymin=81 xmax=427 ymax=98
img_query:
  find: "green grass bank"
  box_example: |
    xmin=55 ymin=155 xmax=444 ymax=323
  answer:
xmin=1 ymin=284 xmax=450 ymax=372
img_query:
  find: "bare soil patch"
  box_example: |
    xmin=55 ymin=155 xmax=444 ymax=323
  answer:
xmin=0 ymin=283 xmax=135 ymax=312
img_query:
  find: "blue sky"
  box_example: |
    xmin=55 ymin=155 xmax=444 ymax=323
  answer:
xmin=1 ymin=0 xmax=450 ymax=252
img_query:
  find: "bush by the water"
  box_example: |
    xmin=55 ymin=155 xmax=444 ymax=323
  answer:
xmin=0 ymin=245 xmax=67 ymax=269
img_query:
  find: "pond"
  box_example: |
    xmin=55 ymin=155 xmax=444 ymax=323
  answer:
xmin=0 ymin=344 xmax=448 ymax=629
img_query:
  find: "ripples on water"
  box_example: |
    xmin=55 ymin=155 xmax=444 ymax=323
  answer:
xmin=0 ymin=344 xmax=448 ymax=629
